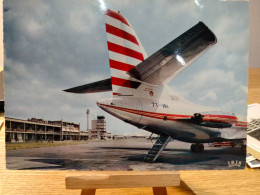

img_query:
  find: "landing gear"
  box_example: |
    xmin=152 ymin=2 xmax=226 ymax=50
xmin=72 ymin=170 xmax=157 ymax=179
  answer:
xmin=240 ymin=139 xmax=247 ymax=154
xmin=241 ymin=145 xmax=246 ymax=154
xmin=190 ymin=143 xmax=204 ymax=153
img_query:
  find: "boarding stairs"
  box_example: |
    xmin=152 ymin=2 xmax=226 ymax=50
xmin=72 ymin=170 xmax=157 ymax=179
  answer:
xmin=144 ymin=134 xmax=172 ymax=163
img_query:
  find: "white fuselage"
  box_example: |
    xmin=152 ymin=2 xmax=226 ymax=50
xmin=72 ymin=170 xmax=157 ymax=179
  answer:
xmin=97 ymin=83 xmax=247 ymax=143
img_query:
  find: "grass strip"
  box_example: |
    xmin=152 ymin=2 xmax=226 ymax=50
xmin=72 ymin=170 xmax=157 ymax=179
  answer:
xmin=6 ymin=141 xmax=87 ymax=150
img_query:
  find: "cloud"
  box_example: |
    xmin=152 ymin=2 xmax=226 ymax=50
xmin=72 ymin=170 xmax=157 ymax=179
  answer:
xmin=171 ymin=67 xmax=247 ymax=115
xmin=199 ymin=92 xmax=217 ymax=101
xmin=4 ymin=0 xmax=248 ymax=134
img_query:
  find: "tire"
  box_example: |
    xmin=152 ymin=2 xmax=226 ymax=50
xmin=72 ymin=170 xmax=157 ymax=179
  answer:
xmin=198 ymin=144 xmax=204 ymax=152
xmin=191 ymin=144 xmax=196 ymax=153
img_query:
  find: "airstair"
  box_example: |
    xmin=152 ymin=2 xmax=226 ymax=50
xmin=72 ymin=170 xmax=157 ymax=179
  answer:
xmin=144 ymin=134 xmax=172 ymax=163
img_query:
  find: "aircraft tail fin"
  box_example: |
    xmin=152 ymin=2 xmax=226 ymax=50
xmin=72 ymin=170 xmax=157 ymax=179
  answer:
xmin=105 ymin=9 xmax=147 ymax=96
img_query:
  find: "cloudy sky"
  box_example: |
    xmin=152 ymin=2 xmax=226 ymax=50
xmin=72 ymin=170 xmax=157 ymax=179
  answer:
xmin=4 ymin=0 xmax=248 ymax=135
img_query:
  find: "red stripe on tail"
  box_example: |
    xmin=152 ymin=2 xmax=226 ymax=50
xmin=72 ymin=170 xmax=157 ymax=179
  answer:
xmin=107 ymin=42 xmax=144 ymax=61
xmin=109 ymin=59 xmax=135 ymax=71
xmin=106 ymin=24 xmax=139 ymax=45
xmin=105 ymin=9 xmax=129 ymax=26
xmin=111 ymin=77 xmax=140 ymax=88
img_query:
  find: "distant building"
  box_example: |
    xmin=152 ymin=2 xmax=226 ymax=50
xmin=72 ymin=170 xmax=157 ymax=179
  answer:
xmin=5 ymin=116 xmax=113 ymax=142
xmin=50 ymin=120 xmax=80 ymax=141
xmin=79 ymin=130 xmax=89 ymax=140
xmin=89 ymin=116 xmax=112 ymax=140
xmin=113 ymin=135 xmax=126 ymax=140
xmin=5 ymin=117 xmax=80 ymax=142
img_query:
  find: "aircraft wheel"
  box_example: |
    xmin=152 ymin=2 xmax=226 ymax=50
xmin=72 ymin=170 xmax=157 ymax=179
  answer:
xmin=241 ymin=145 xmax=246 ymax=154
xmin=191 ymin=143 xmax=204 ymax=153
xmin=197 ymin=143 xmax=204 ymax=152
xmin=190 ymin=144 xmax=196 ymax=153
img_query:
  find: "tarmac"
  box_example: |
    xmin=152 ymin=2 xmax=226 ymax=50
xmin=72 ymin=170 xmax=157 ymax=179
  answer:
xmin=6 ymin=138 xmax=245 ymax=170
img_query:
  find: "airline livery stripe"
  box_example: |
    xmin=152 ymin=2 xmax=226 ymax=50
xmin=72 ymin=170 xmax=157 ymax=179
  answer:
xmin=107 ymin=42 xmax=144 ymax=61
xmin=110 ymin=68 xmax=131 ymax=80
xmin=113 ymin=92 xmax=121 ymax=96
xmin=105 ymin=16 xmax=136 ymax=38
xmin=108 ymin=51 xmax=142 ymax=66
xmin=99 ymin=104 xmax=241 ymax=124
xmin=201 ymin=116 xmax=237 ymax=123
xmin=105 ymin=9 xmax=130 ymax=26
xmin=101 ymin=104 xmax=191 ymax=121
xmin=109 ymin=59 xmax=135 ymax=71
xmin=236 ymin=124 xmax=247 ymax=127
xmin=203 ymin=115 xmax=237 ymax=120
xmin=106 ymin=24 xmax=139 ymax=45
xmin=111 ymin=77 xmax=140 ymax=88
xmin=100 ymin=103 xmax=190 ymax=119
xmin=234 ymin=121 xmax=247 ymax=127
xmin=107 ymin=34 xmax=142 ymax=53
xmin=203 ymin=119 xmax=237 ymax=123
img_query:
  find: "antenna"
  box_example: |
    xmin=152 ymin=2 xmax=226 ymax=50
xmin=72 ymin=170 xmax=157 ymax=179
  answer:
xmin=86 ymin=109 xmax=90 ymax=131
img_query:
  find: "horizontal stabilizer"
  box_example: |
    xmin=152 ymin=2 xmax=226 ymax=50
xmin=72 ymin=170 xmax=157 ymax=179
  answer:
xmin=128 ymin=22 xmax=217 ymax=85
xmin=63 ymin=78 xmax=112 ymax=94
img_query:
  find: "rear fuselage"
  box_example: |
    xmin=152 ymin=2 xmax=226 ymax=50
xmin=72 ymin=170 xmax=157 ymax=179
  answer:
xmin=97 ymin=84 xmax=246 ymax=143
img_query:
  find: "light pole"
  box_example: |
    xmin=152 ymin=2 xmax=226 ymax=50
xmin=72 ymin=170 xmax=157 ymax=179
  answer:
xmin=86 ymin=109 xmax=90 ymax=131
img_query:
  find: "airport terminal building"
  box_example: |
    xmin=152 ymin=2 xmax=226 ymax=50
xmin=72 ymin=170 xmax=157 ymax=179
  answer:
xmin=5 ymin=117 xmax=80 ymax=142
xmin=5 ymin=116 xmax=112 ymax=142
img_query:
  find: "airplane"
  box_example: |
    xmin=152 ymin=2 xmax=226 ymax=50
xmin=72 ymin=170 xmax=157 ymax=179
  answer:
xmin=64 ymin=9 xmax=247 ymax=162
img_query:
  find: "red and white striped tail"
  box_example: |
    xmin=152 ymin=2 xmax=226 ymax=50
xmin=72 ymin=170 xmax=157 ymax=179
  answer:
xmin=105 ymin=9 xmax=147 ymax=96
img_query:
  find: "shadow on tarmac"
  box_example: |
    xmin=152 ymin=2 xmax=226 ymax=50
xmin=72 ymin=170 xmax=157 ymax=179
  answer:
xmin=18 ymin=146 xmax=245 ymax=170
